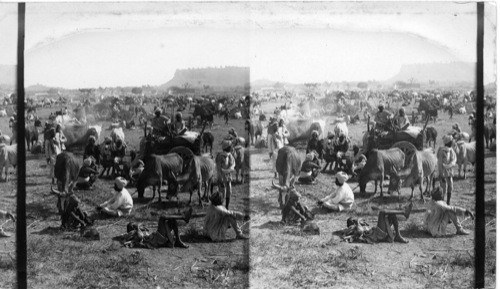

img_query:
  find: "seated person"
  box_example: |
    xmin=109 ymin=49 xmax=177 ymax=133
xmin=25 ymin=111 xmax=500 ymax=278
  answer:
xmin=281 ymin=189 xmax=314 ymax=225
xmin=99 ymin=137 xmax=114 ymax=178
xmin=83 ymin=136 xmax=100 ymax=166
xmin=298 ymin=153 xmax=321 ymax=184
xmin=112 ymin=138 xmax=126 ymax=176
xmin=151 ymin=108 xmax=170 ymax=136
xmin=424 ymin=187 xmax=474 ymax=237
xmin=97 ymin=177 xmax=133 ymax=217
xmin=204 ymin=192 xmax=249 ymax=242
xmin=395 ymin=108 xmax=410 ymax=131
xmin=173 ymin=112 xmax=187 ymax=135
xmin=450 ymin=123 xmax=462 ymax=139
xmin=306 ymin=130 xmax=320 ymax=155
xmin=317 ymin=172 xmax=354 ymax=211
xmin=333 ymin=134 xmax=350 ymax=171
xmin=374 ymin=104 xmax=392 ymax=131
xmin=119 ymin=209 xmax=192 ymax=249
xmin=75 ymin=157 xmax=98 ymax=190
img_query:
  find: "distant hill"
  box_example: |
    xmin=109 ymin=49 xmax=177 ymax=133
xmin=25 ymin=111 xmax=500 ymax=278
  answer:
xmin=160 ymin=66 xmax=249 ymax=89
xmin=0 ymin=65 xmax=15 ymax=87
xmin=26 ymin=84 xmax=54 ymax=92
xmin=387 ymin=62 xmax=475 ymax=84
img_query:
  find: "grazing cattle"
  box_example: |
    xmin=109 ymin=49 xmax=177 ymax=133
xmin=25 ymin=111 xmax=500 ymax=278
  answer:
xmin=136 ymin=153 xmax=183 ymax=202
xmin=234 ymin=111 xmax=242 ymax=119
xmin=202 ymin=132 xmax=215 ymax=155
xmin=245 ymin=119 xmax=263 ymax=146
xmin=173 ymin=154 xmax=203 ymax=206
xmin=417 ymin=100 xmax=438 ymax=122
xmin=272 ymin=146 xmax=302 ymax=208
xmin=0 ymin=109 xmax=6 ymax=117
xmin=484 ymin=122 xmax=496 ymax=148
xmin=63 ymin=125 xmax=101 ymax=150
xmin=54 ymin=152 xmax=82 ymax=193
xmin=110 ymin=127 xmax=125 ymax=143
xmin=359 ymin=148 xmax=405 ymax=197
xmin=425 ymin=126 xmax=438 ymax=149
xmin=198 ymin=154 xmax=216 ymax=201
xmin=458 ymin=106 xmax=467 ymax=114
xmin=0 ymin=144 xmax=17 ymax=182
xmin=193 ymin=104 xmax=215 ymax=127
xmin=388 ymin=149 xmax=437 ymax=200
xmin=454 ymin=141 xmax=476 ymax=179
xmin=30 ymin=140 xmax=43 ymax=154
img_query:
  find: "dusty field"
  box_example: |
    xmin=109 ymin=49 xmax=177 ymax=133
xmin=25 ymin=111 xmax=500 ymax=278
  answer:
xmin=249 ymin=100 xmax=495 ymax=288
xmin=0 ymin=105 xmax=250 ymax=288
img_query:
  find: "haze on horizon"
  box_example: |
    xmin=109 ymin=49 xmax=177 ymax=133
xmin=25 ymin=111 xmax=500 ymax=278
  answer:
xmin=0 ymin=2 xmax=496 ymax=89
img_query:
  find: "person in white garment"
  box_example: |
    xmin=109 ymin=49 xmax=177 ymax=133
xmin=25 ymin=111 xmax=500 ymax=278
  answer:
xmin=97 ymin=177 xmax=134 ymax=217
xmin=317 ymin=172 xmax=354 ymax=211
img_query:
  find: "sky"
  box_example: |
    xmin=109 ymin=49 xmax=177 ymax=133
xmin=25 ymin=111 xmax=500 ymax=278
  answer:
xmin=0 ymin=2 xmax=496 ymax=88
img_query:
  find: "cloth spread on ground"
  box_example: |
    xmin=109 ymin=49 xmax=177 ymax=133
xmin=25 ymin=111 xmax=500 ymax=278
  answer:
xmin=176 ymin=131 xmax=199 ymax=143
xmin=332 ymin=218 xmax=387 ymax=244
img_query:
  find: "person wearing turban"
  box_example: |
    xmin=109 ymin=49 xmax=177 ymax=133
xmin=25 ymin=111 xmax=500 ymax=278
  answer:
xmin=298 ymin=152 xmax=321 ymax=184
xmin=317 ymin=172 xmax=354 ymax=211
xmin=97 ymin=177 xmax=133 ymax=217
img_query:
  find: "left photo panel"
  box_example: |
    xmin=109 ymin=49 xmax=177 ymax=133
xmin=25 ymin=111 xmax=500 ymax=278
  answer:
xmin=5 ymin=3 xmax=251 ymax=288
xmin=0 ymin=3 xmax=19 ymax=287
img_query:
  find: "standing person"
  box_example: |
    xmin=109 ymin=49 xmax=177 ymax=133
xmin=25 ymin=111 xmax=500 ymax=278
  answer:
xmin=54 ymin=124 xmax=67 ymax=153
xmin=437 ymin=135 xmax=457 ymax=205
xmin=333 ymin=134 xmax=350 ymax=172
xmin=267 ymin=117 xmax=279 ymax=159
xmin=223 ymin=107 xmax=230 ymax=125
xmin=204 ymin=192 xmax=249 ymax=242
xmin=96 ymin=177 xmax=133 ymax=217
xmin=317 ymin=172 xmax=354 ymax=212
xmin=275 ymin=118 xmax=290 ymax=148
xmin=9 ymin=113 xmax=16 ymax=145
xmin=424 ymin=187 xmax=474 ymax=236
xmin=0 ymin=210 xmax=15 ymax=237
xmin=216 ymin=140 xmax=236 ymax=209
xmin=44 ymin=125 xmax=58 ymax=184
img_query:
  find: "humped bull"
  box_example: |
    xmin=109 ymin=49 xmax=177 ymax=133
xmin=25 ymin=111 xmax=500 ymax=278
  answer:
xmin=54 ymin=151 xmax=83 ymax=193
xmin=136 ymin=153 xmax=183 ymax=202
xmin=286 ymin=119 xmax=325 ymax=144
xmin=272 ymin=146 xmax=302 ymax=208
xmin=359 ymin=148 xmax=405 ymax=197
xmin=110 ymin=127 xmax=125 ymax=143
xmin=63 ymin=124 xmax=102 ymax=150
xmin=198 ymin=154 xmax=216 ymax=201
xmin=388 ymin=149 xmax=437 ymax=200
xmin=454 ymin=141 xmax=476 ymax=179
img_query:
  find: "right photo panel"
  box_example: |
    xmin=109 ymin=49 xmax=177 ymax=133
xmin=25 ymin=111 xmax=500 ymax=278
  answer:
xmin=248 ymin=2 xmax=496 ymax=288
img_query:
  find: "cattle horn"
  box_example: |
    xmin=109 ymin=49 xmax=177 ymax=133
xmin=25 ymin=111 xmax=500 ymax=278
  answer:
xmin=272 ymin=180 xmax=284 ymax=190
xmin=50 ymin=186 xmax=62 ymax=196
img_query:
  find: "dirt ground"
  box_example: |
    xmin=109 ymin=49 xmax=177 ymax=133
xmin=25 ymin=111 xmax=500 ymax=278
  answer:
xmin=248 ymin=100 xmax=495 ymax=288
xmin=0 ymin=105 xmax=250 ymax=288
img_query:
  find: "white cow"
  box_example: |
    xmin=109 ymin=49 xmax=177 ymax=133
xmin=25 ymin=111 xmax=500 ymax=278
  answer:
xmin=0 ymin=109 xmax=7 ymax=117
xmin=234 ymin=111 xmax=242 ymax=119
xmin=0 ymin=143 xmax=17 ymax=181
xmin=454 ymin=141 xmax=476 ymax=179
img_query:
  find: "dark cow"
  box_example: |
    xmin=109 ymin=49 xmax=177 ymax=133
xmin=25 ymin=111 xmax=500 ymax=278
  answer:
xmin=136 ymin=153 xmax=183 ymax=202
xmin=271 ymin=146 xmax=302 ymax=208
xmin=54 ymin=152 xmax=83 ymax=194
xmin=417 ymin=101 xmax=438 ymax=122
xmin=64 ymin=126 xmax=101 ymax=151
xmin=202 ymin=132 xmax=215 ymax=155
xmin=170 ymin=153 xmax=203 ymax=206
xmin=26 ymin=121 xmax=42 ymax=151
xmin=193 ymin=104 xmax=215 ymax=128
xmin=484 ymin=122 xmax=496 ymax=148
xmin=359 ymin=148 xmax=405 ymax=197
xmin=425 ymin=126 xmax=438 ymax=149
